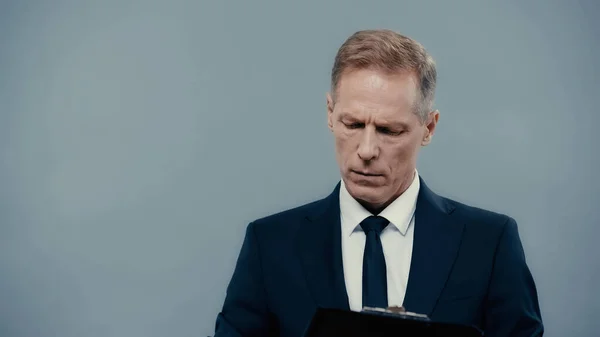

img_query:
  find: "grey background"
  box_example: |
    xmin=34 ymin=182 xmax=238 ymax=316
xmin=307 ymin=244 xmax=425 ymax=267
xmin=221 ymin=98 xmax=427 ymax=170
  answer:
xmin=1 ymin=0 xmax=598 ymax=336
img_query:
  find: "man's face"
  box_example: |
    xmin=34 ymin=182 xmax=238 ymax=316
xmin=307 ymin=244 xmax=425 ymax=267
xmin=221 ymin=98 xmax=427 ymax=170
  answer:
xmin=327 ymin=68 xmax=438 ymax=212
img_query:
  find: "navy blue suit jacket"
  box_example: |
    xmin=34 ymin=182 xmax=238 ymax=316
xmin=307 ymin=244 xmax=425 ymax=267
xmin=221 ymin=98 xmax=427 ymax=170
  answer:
xmin=215 ymin=178 xmax=543 ymax=337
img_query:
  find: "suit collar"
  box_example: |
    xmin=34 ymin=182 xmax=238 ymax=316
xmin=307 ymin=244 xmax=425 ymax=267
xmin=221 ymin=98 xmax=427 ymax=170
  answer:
xmin=296 ymin=183 xmax=350 ymax=310
xmin=402 ymin=177 xmax=464 ymax=315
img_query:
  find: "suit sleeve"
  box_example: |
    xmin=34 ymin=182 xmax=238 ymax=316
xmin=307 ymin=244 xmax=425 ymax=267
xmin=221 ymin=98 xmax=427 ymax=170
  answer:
xmin=483 ymin=217 xmax=544 ymax=337
xmin=215 ymin=222 xmax=277 ymax=337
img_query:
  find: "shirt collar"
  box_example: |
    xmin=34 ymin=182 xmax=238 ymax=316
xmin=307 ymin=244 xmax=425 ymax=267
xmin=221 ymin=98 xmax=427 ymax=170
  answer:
xmin=339 ymin=170 xmax=420 ymax=237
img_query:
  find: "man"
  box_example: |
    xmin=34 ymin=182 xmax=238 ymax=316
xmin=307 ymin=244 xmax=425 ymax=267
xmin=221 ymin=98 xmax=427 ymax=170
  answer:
xmin=214 ymin=29 xmax=543 ymax=337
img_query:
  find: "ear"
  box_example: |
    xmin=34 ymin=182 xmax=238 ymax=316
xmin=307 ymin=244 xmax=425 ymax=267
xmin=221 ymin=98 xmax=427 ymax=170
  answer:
xmin=326 ymin=92 xmax=335 ymax=132
xmin=421 ymin=110 xmax=440 ymax=146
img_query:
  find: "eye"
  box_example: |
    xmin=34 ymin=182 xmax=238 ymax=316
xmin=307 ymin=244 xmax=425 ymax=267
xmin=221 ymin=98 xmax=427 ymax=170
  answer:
xmin=377 ymin=127 xmax=403 ymax=136
xmin=344 ymin=122 xmax=364 ymax=129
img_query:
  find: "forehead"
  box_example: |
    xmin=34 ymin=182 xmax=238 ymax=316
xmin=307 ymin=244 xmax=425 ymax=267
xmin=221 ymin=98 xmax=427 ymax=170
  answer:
xmin=335 ymin=68 xmax=418 ymax=120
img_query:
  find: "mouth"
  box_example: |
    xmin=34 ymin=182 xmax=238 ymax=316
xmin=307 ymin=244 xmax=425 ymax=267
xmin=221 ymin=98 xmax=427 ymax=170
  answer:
xmin=351 ymin=170 xmax=383 ymax=177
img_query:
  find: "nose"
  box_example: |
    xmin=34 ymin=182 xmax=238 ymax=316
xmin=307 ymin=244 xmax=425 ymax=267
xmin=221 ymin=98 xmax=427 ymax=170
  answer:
xmin=357 ymin=127 xmax=379 ymax=161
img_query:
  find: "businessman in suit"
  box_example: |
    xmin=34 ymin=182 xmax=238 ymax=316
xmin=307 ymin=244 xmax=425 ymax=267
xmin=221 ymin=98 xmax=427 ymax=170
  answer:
xmin=215 ymin=29 xmax=543 ymax=337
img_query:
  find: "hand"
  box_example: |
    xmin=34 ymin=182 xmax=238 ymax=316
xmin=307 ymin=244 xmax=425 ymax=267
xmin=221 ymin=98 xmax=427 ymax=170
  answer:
xmin=386 ymin=306 xmax=406 ymax=313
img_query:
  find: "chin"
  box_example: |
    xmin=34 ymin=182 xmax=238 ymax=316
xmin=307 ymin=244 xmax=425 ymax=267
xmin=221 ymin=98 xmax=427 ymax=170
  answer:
xmin=345 ymin=180 xmax=385 ymax=204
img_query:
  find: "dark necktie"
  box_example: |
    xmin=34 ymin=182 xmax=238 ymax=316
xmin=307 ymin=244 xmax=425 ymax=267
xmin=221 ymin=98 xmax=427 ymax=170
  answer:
xmin=360 ymin=215 xmax=390 ymax=309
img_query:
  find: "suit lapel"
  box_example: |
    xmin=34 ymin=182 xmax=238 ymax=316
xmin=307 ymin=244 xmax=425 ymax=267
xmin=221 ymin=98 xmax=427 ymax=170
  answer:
xmin=295 ymin=178 xmax=464 ymax=315
xmin=296 ymin=183 xmax=350 ymax=311
xmin=402 ymin=178 xmax=465 ymax=315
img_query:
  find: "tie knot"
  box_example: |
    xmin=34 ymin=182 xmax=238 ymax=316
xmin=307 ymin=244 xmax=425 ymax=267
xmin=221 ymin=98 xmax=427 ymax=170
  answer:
xmin=360 ymin=216 xmax=389 ymax=235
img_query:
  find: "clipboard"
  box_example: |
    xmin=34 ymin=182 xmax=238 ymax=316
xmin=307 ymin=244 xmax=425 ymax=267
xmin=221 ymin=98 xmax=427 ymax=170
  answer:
xmin=302 ymin=307 xmax=483 ymax=337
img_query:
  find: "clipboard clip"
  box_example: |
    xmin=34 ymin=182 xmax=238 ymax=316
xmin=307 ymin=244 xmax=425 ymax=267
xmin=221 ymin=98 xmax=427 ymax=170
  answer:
xmin=361 ymin=306 xmax=431 ymax=321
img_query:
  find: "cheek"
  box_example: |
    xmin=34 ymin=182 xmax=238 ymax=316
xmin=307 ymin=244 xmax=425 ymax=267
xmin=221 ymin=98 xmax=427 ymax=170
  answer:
xmin=334 ymin=134 xmax=359 ymax=169
xmin=334 ymin=132 xmax=354 ymax=154
xmin=385 ymin=139 xmax=419 ymax=167
xmin=333 ymin=135 xmax=347 ymax=163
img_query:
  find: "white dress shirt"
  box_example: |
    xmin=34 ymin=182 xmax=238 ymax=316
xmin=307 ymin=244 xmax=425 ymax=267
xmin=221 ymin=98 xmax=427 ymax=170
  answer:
xmin=339 ymin=170 xmax=420 ymax=312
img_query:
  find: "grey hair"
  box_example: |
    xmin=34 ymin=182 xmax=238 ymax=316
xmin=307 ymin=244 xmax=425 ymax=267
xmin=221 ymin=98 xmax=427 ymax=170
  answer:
xmin=330 ymin=29 xmax=437 ymax=122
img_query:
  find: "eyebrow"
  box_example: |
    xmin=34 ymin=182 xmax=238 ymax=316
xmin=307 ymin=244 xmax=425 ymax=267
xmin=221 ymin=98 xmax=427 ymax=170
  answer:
xmin=338 ymin=112 xmax=360 ymax=122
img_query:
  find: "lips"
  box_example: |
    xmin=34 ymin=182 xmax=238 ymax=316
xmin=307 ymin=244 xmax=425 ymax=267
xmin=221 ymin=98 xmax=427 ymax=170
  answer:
xmin=351 ymin=170 xmax=383 ymax=177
